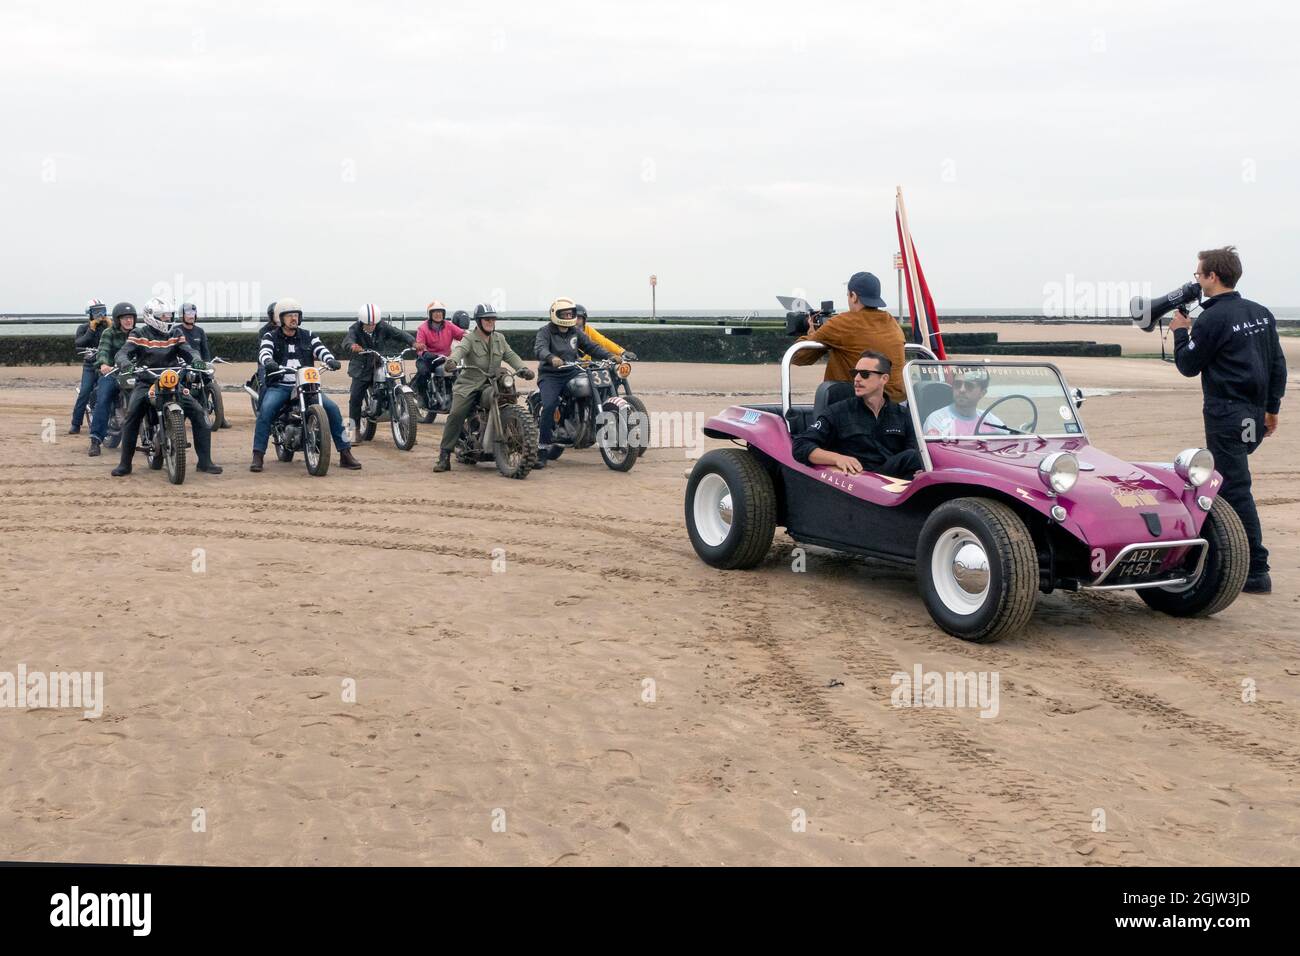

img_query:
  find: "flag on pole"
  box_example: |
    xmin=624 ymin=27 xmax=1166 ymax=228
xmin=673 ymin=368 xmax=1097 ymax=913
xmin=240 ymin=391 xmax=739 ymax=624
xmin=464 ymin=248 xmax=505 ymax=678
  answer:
xmin=895 ymin=186 xmax=947 ymax=359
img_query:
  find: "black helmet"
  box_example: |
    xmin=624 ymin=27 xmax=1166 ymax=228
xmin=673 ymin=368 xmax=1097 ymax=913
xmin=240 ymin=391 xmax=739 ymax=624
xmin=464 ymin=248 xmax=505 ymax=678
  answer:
xmin=473 ymin=303 xmax=497 ymax=327
xmin=111 ymin=301 xmax=137 ymax=330
xmin=451 ymin=309 xmax=470 ymax=330
xmin=574 ymin=303 xmax=588 ymax=319
xmin=266 ymin=300 xmax=278 ymax=326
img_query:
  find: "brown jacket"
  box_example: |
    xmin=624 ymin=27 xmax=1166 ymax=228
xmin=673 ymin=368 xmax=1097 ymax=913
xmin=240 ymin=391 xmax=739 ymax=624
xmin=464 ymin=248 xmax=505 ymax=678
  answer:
xmin=792 ymin=309 xmax=907 ymax=403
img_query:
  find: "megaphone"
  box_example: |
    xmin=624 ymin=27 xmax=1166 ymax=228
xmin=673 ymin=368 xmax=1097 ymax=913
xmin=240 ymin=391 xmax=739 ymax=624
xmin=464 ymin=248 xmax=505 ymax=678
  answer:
xmin=1130 ymin=281 xmax=1201 ymax=332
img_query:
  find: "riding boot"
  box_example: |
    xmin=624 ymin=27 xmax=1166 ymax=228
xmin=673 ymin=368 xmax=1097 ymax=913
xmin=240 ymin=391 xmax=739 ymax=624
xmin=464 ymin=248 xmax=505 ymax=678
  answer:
xmin=433 ymin=450 xmax=451 ymax=473
xmin=88 ymin=438 xmax=101 ymax=457
xmin=339 ymin=448 xmax=363 ymax=470
xmin=250 ymin=450 xmax=265 ymax=473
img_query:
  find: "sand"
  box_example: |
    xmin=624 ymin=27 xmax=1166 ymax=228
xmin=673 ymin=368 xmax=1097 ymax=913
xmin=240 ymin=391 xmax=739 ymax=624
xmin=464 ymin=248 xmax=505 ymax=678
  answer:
xmin=0 ymin=336 xmax=1297 ymax=866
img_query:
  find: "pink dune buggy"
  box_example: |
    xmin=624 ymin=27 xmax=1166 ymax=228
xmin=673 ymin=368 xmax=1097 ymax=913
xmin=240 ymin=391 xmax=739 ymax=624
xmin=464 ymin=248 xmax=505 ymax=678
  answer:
xmin=684 ymin=343 xmax=1248 ymax=642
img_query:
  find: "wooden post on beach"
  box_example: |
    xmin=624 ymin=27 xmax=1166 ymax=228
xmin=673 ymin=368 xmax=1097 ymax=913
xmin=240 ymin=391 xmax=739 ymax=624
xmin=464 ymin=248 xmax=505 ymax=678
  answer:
xmin=649 ymin=274 xmax=657 ymax=321
xmin=893 ymin=252 xmax=904 ymax=326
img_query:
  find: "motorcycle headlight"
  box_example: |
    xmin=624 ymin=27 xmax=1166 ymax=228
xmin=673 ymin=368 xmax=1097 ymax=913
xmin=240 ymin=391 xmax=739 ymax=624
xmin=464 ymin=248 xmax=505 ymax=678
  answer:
xmin=617 ymin=362 xmax=632 ymax=378
xmin=1174 ymin=448 xmax=1214 ymax=488
xmin=1038 ymin=451 xmax=1079 ymax=495
xmin=500 ymin=374 xmax=514 ymax=390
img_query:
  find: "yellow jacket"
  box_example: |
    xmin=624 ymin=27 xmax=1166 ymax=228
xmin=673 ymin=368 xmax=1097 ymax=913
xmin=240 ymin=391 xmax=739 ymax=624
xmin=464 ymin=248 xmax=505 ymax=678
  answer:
xmin=579 ymin=324 xmax=624 ymax=360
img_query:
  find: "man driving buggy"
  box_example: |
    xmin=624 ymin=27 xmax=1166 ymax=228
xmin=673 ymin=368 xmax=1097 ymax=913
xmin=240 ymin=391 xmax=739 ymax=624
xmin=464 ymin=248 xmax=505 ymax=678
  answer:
xmin=342 ymin=304 xmax=416 ymax=439
xmin=534 ymin=296 xmax=616 ymax=463
xmin=252 ymin=298 xmax=360 ymax=472
xmin=922 ymin=366 xmax=1005 ymax=437
xmin=792 ymin=350 xmax=923 ymax=478
xmin=433 ymin=304 xmax=534 ymax=473
xmin=110 ymin=296 xmax=223 ymax=477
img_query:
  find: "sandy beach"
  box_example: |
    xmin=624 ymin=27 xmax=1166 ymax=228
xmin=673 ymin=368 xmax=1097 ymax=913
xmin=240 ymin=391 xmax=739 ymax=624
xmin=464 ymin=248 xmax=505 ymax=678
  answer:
xmin=1 ymin=335 xmax=1297 ymax=866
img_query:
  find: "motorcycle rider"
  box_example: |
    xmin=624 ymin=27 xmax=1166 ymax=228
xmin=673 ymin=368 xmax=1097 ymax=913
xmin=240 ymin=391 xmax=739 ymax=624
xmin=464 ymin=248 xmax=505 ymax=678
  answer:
xmin=342 ymin=304 xmax=416 ymax=438
xmin=434 ymin=304 xmax=534 ymax=473
xmin=412 ymin=299 xmax=465 ymax=406
xmin=573 ymin=304 xmax=638 ymax=362
xmin=253 ymin=301 xmax=278 ymax=395
xmin=70 ymin=299 xmax=109 ymax=434
xmin=177 ymin=301 xmax=230 ymax=430
xmin=110 ymin=297 xmax=223 ymax=477
xmin=86 ymin=302 xmax=135 ymax=457
xmin=534 ymin=296 xmax=615 ymax=462
xmin=252 ymin=298 xmax=360 ymax=472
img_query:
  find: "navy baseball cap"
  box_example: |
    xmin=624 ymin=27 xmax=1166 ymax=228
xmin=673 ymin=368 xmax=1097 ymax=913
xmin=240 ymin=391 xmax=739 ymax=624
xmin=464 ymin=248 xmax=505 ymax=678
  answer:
xmin=847 ymin=272 xmax=887 ymax=309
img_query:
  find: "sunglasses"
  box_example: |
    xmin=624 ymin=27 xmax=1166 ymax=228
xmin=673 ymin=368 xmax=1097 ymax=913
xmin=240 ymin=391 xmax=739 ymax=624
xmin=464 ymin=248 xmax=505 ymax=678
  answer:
xmin=953 ymin=380 xmax=986 ymax=391
xmin=853 ymin=368 xmax=885 ymax=378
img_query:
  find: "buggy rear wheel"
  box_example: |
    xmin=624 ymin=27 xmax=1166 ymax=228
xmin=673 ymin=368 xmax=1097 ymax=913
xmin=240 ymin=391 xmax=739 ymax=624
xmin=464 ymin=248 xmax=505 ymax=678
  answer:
xmin=917 ymin=498 xmax=1038 ymax=643
xmin=1138 ymin=497 xmax=1248 ymax=618
xmin=684 ymin=449 xmax=775 ymax=569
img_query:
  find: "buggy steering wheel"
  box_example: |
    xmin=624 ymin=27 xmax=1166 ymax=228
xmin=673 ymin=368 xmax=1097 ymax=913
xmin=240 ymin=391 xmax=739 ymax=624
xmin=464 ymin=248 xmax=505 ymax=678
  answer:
xmin=976 ymin=394 xmax=1038 ymax=435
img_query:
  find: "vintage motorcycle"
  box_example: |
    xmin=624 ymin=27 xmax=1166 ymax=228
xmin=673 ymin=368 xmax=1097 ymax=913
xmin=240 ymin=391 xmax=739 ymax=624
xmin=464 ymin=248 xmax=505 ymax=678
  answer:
xmin=454 ymin=368 xmax=539 ymax=479
xmin=192 ymin=355 xmax=230 ymax=430
xmin=527 ymin=358 xmax=649 ymax=471
xmin=243 ymin=365 xmax=334 ymax=476
xmin=78 ymin=347 xmax=126 ymax=447
xmin=415 ymin=353 xmax=458 ymax=425
xmin=120 ymin=364 xmax=195 ymax=485
xmin=355 ymin=348 xmax=418 ymax=450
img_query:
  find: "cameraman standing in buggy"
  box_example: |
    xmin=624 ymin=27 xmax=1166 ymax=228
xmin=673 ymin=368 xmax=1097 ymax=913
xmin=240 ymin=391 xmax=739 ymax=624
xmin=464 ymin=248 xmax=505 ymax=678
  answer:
xmin=1170 ymin=245 xmax=1286 ymax=595
xmin=792 ymin=271 xmax=908 ymax=403
xmin=342 ymin=304 xmax=416 ymax=439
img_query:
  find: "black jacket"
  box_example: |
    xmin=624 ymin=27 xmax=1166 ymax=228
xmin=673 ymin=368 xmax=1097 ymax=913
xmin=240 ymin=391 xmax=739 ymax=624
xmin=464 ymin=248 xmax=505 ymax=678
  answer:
xmin=259 ymin=326 xmax=336 ymax=373
xmin=534 ymin=323 xmax=613 ymax=377
xmin=74 ymin=321 xmax=105 ymax=365
xmin=792 ymin=395 xmax=918 ymax=471
xmin=115 ymin=323 xmax=200 ymax=372
xmin=340 ymin=320 xmax=415 ymax=379
xmin=1174 ymin=291 xmax=1286 ymax=414
xmin=178 ymin=323 xmax=212 ymax=362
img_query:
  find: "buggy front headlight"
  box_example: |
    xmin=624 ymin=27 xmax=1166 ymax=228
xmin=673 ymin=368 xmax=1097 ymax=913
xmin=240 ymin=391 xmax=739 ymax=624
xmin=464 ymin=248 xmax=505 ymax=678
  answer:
xmin=1174 ymin=448 xmax=1214 ymax=488
xmin=1038 ymin=451 xmax=1079 ymax=495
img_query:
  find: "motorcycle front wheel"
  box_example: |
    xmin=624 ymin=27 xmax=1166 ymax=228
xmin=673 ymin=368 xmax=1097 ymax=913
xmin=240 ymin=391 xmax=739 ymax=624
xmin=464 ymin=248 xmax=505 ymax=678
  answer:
xmin=304 ymin=404 xmax=331 ymax=477
xmin=494 ymin=405 xmax=539 ymax=479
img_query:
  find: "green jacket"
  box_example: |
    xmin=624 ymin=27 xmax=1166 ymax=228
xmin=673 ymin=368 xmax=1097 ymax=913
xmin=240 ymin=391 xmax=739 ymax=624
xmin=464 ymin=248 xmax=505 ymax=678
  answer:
xmin=448 ymin=329 xmax=526 ymax=396
xmin=95 ymin=326 xmax=129 ymax=370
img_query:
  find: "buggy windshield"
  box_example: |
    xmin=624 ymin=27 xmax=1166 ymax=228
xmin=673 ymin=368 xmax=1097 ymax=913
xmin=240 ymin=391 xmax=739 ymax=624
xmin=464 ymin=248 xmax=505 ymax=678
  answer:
xmin=905 ymin=362 xmax=1084 ymax=441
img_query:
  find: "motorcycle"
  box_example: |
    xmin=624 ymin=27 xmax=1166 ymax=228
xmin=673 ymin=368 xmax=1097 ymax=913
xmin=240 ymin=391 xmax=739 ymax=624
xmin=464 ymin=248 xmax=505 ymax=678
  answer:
xmin=454 ymin=368 xmax=539 ymax=479
xmin=243 ymin=365 xmax=334 ymax=476
xmin=356 ymin=348 xmax=418 ymax=450
xmin=121 ymin=364 xmax=194 ymax=485
xmin=527 ymin=359 xmax=649 ymax=471
xmin=192 ymin=355 xmax=230 ymax=430
xmin=415 ymin=353 xmax=457 ymax=425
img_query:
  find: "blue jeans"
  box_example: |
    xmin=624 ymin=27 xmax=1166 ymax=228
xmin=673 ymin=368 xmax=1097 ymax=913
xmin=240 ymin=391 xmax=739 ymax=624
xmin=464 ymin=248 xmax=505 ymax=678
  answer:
xmin=537 ymin=372 xmax=574 ymax=445
xmin=71 ymin=364 xmax=98 ymax=429
xmin=253 ymin=386 xmax=349 ymax=454
xmin=89 ymin=373 xmax=120 ymax=442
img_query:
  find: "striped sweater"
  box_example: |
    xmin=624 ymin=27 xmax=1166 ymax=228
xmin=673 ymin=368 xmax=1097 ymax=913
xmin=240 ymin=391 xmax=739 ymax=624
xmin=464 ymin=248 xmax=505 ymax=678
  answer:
xmin=259 ymin=327 xmax=335 ymax=372
xmin=115 ymin=324 xmax=199 ymax=371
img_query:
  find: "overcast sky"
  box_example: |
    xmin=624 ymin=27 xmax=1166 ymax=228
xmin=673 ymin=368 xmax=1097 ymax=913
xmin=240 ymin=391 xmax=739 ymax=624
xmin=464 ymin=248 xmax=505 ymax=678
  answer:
xmin=2 ymin=0 xmax=1297 ymax=314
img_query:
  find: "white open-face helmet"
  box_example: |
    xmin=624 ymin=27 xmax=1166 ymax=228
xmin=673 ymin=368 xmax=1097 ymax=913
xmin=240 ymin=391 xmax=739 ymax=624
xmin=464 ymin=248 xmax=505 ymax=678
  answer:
xmin=549 ymin=297 xmax=578 ymax=328
xmin=275 ymin=298 xmax=304 ymax=328
xmin=358 ymin=304 xmax=381 ymax=326
xmin=141 ymin=296 xmax=176 ymax=333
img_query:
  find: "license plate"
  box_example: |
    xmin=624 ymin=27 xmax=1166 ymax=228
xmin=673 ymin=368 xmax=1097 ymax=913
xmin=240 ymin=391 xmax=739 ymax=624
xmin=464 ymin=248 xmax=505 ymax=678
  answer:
xmin=1112 ymin=547 xmax=1167 ymax=581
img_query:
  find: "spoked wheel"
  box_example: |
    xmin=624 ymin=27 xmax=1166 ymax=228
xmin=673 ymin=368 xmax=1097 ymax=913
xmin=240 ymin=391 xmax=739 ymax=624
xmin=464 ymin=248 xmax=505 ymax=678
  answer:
xmin=163 ymin=407 xmax=187 ymax=485
xmin=625 ymin=395 xmax=650 ymax=457
xmin=146 ymin=415 xmax=165 ymax=470
xmin=494 ymin=405 xmax=539 ymax=479
xmin=1139 ymin=497 xmax=1248 ymax=617
xmin=106 ymin=395 xmax=125 ymax=448
xmin=391 ymin=392 xmax=418 ymax=450
xmin=684 ymin=449 xmax=776 ymax=569
xmin=917 ymin=498 xmax=1038 ymax=643
xmin=203 ymin=387 xmax=226 ymax=431
xmin=304 ymin=404 xmax=330 ymax=476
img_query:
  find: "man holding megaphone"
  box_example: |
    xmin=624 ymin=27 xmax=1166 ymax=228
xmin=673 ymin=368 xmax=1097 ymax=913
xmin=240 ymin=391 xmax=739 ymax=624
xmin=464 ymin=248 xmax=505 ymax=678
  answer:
xmin=1170 ymin=245 xmax=1286 ymax=594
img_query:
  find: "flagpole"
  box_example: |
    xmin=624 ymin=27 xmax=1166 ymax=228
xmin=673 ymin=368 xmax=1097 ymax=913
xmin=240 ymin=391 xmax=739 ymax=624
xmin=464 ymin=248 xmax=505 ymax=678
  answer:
xmin=896 ymin=186 xmax=926 ymax=352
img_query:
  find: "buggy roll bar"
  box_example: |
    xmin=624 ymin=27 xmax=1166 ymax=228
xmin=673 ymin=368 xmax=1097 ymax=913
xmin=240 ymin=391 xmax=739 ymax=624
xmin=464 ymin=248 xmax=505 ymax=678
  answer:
xmin=780 ymin=341 xmax=826 ymax=420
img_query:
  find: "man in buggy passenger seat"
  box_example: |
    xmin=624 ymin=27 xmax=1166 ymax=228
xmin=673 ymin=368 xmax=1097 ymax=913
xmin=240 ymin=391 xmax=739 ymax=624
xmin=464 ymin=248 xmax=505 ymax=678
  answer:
xmin=791 ymin=350 xmax=924 ymax=478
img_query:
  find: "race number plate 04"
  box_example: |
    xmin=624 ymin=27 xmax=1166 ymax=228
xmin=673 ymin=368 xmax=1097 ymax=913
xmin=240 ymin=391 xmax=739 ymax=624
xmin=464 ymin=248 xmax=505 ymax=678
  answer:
xmin=387 ymin=361 xmax=403 ymax=376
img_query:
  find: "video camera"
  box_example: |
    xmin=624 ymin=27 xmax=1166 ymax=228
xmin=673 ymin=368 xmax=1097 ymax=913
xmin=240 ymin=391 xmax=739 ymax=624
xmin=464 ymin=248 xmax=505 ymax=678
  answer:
xmin=1129 ymin=281 xmax=1201 ymax=333
xmin=776 ymin=295 xmax=835 ymax=336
